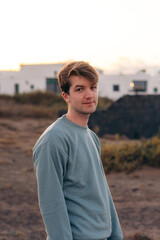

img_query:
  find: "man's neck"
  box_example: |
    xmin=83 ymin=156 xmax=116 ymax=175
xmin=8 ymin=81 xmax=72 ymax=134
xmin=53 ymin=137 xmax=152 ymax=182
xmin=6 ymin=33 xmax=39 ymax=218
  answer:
xmin=65 ymin=111 xmax=89 ymax=128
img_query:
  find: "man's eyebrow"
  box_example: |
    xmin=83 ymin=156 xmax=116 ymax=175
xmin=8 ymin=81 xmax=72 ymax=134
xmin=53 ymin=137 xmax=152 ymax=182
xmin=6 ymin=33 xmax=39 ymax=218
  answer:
xmin=74 ymin=83 xmax=97 ymax=89
xmin=75 ymin=83 xmax=97 ymax=87
xmin=74 ymin=85 xmax=84 ymax=88
xmin=91 ymin=83 xmax=97 ymax=85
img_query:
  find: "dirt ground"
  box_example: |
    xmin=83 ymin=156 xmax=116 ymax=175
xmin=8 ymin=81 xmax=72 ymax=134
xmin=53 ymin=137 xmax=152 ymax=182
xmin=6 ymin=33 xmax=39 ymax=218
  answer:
xmin=0 ymin=118 xmax=160 ymax=240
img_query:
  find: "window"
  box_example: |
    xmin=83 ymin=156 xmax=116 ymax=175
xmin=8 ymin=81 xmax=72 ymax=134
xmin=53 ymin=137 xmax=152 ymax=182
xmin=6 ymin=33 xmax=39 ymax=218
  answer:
xmin=46 ymin=78 xmax=61 ymax=93
xmin=15 ymin=83 xmax=19 ymax=94
xmin=154 ymin=87 xmax=158 ymax=93
xmin=113 ymin=85 xmax=119 ymax=91
xmin=131 ymin=80 xmax=147 ymax=92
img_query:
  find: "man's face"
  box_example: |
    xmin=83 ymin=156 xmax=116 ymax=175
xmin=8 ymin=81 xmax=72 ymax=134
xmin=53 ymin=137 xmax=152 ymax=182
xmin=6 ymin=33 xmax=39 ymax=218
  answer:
xmin=63 ymin=75 xmax=98 ymax=117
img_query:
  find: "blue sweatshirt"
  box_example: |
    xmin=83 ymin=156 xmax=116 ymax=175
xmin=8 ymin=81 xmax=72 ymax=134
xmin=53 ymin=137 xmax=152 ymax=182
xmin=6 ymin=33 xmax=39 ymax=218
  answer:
xmin=33 ymin=115 xmax=123 ymax=240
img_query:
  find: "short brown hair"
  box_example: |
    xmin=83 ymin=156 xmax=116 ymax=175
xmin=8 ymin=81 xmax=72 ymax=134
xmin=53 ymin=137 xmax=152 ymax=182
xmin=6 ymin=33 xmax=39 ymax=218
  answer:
xmin=58 ymin=61 xmax=99 ymax=94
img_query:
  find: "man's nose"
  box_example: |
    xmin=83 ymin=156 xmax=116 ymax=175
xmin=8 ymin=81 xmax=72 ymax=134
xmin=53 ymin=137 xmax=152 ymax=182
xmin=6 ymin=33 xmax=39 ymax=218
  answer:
xmin=85 ymin=89 xmax=93 ymax=98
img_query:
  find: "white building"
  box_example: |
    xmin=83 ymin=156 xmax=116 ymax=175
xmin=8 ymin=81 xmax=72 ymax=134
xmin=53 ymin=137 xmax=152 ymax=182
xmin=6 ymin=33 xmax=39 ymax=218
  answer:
xmin=0 ymin=63 xmax=160 ymax=100
xmin=98 ymin=70 xmax=160 ymax=100
xmin=0 ymin=63 xmax=65 ymax=95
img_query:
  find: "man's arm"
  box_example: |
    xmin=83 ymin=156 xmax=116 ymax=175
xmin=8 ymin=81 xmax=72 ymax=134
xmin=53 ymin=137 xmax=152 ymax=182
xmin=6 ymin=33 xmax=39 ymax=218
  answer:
xmin=106 ymin=184 xmax=123 ymax=240
xmin=33 ymin=141 xmax=73 ymax=240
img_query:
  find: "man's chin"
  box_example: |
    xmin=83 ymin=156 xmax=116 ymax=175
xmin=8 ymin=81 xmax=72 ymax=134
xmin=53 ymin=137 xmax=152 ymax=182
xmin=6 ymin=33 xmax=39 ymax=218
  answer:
xmin=83 ymin=109 xmax=96 ymax=115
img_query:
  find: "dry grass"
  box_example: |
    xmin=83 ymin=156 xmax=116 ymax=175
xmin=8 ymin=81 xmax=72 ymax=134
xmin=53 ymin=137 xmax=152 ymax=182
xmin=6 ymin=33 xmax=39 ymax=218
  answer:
xmin=0 ymin=138 xmax=15 ymax=145
xmin=0 ymin=158 xmax=13 ymax=165
xmin=101 ymin=136 xmax=160 ymax=173
xmin=0 ymin=91 xmax=112 ymax=120
xmin=130 ymin=232 xmax=153 ymax=240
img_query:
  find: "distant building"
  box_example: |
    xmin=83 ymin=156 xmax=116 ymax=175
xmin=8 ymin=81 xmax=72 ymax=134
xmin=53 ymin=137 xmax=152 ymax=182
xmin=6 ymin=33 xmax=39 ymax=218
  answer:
xmin=0 ymin=63 xmax=160 ymax=100
xmin=0 ymin=63 xmax=65 ymax=95
xmin=98 ymin=70 xmax=160 ymax=100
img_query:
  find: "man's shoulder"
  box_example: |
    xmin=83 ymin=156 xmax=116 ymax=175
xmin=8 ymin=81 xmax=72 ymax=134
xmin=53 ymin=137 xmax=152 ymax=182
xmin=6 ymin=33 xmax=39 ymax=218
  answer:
xmin=88 ymin=128 xmax=101 ymax=153
xmin=88 ymin=128 xmax=100 ymax=143
xmin=33 ymin=116 xmax=67 ymax=152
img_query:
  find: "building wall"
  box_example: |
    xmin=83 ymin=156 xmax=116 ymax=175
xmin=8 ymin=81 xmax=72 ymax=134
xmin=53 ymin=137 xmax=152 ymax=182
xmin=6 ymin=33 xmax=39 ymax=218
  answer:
xmin=17 ymin=63 xmax=65 ymax=93
xmin=98 ymin=72 xmax=160 ymax=100
xmin=0 ymin=63 xmax=65 ymax=95
xmin=0 ymin=71 xmax=20 ymax=95
xmin=148 ymin=74 xmax=160 ymax=94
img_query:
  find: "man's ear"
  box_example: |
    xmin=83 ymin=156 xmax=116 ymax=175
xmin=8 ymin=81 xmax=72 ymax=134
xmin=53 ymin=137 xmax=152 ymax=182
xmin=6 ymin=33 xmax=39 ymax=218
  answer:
xmin=62 ymin=92 xmax=70 ymax=103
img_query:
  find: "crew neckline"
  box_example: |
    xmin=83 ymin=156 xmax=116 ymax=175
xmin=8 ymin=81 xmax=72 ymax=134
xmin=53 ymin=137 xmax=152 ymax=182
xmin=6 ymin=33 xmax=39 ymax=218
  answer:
xmin=61 ymin=115 xmax=88 ymax=130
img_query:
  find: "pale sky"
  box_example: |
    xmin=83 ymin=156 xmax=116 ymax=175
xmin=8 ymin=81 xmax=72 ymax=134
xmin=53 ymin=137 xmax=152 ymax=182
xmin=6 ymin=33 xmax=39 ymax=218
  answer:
xmin=1 ymin=0 xmax=160 ymax=73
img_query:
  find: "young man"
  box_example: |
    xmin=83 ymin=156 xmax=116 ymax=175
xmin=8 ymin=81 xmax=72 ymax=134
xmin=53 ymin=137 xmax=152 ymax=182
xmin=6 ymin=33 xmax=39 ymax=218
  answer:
xmin=33 ymin=61 xmax=123 ymax=240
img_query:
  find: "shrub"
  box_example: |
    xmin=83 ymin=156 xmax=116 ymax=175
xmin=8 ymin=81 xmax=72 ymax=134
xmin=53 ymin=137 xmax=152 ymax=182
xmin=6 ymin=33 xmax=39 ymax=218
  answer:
xmin=142 ymin=137 xmax=160 ymax=166
xmin=0 ymin=91 xmax=67 ymax=119
xmin=101 ymin=136 xmax=160 ymax=173
xmin=97 ymin=96 xmax=113 ymax=110
xmin=101 ymin=142 xmax=143 ymax=173
xmin=0 ymin=94 xmax=12 ymax=100
xmin=13 ymin=91 xmax=66 ymax=108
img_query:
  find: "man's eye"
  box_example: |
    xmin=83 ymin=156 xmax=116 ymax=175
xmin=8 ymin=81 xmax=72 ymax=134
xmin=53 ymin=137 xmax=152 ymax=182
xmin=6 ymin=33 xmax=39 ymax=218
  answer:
xmin=76 ymin=88 xmax=82 ymax=92
xmin=91 ymin=86 xmax=97 ymax=90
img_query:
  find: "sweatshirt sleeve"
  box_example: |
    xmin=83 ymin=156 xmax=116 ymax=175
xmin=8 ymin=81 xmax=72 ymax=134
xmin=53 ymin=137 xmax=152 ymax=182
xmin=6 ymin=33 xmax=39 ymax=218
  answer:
xmin=106 ymin=184 xmax=123 ymax=240
xmin=33 ymin=141 xmax=73 ymax=240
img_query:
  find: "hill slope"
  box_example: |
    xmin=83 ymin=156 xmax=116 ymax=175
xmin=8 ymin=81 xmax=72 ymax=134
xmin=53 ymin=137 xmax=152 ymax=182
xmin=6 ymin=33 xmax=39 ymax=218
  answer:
xmin=89 ymin=95 xmax=160 ymax=139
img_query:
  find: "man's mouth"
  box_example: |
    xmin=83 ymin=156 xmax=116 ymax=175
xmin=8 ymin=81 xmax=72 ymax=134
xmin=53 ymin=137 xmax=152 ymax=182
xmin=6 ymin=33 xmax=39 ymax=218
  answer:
xmin=83 ymin=102 xmax=94 ymax=104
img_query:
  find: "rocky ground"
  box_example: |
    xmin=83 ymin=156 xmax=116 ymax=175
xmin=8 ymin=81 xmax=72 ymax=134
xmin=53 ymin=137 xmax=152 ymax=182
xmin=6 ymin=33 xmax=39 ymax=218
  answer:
xmin=0 ymin=118 xmax=160 ymax=240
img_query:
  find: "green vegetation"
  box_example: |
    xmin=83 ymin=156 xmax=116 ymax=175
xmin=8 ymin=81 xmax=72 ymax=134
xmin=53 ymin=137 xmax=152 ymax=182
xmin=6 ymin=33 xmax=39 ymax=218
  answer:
xmin=97 ymin=96 xmax=113 ymax=110
xmin=101 ymin=136 xmax=160 ymax=173
xmin=0 ymin=91 xmax=67 ymax=119
xmin=13 ymin=91 xmax=66 ymax=108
